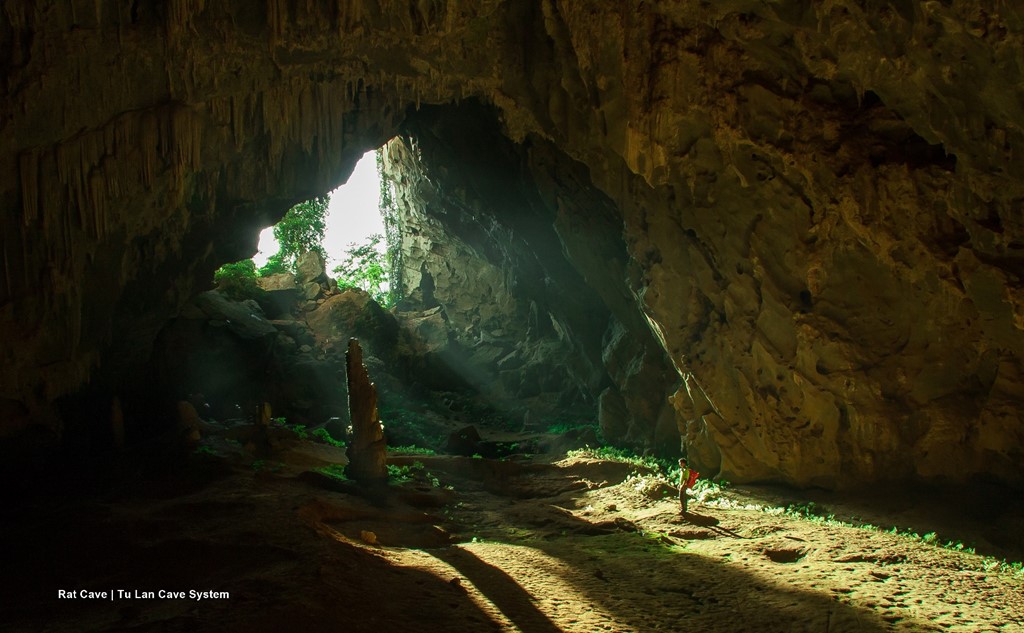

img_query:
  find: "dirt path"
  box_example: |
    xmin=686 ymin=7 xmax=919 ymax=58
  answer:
xmin=3 ymin=435 xmax=1022 ymax=632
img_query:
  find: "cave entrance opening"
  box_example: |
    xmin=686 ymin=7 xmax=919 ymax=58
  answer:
xmin=253 ymin=149 xmax=396 ymax=306
xmin=184 ymin=100 xmax=676 ymax=480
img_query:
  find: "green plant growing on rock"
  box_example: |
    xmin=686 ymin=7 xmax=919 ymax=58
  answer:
xmin=257 ymin=251 xmax=290 ymax=277
xmin=566 ymin=446 xmax=664 ymax=474
xmin=214 ymin=195 xmax=330 ymax=288
xmin=312 ymin=427 xmax=345 ymax=448
xmin=387 ymin=445 xmax=436 ymax=455
xmin=213 ymin=259 xmax=262 ymax=300
xmin=386 ymin=461 xmax=441 ymax=487
xmin=315 ymin=464 xmax=348 ymax=481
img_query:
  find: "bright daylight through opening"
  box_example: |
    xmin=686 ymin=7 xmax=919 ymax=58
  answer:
xmin=253 ymin=150 xmax=385 ymax=271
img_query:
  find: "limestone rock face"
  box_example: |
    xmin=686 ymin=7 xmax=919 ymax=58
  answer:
xmin=2 ymin=2 xmax=1024 ymax=488
xmin=383 ymin=106 xmax=678 ymax=442
xmin=305 ymin=290 xmax=399 ymax=361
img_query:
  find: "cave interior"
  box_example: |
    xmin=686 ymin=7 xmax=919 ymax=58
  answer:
xmin=2 ymin=2 xmax=1024 ymax=631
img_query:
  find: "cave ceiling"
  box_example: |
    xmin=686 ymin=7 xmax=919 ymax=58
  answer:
xmin=1 ymin=1 xmax=1023 ymax=488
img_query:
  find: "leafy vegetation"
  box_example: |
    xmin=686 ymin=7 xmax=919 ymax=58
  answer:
xmin=324 ymin=149 xmax=405 ymax=308
xmin=387 ymin=445 xmax=436 ymax=455
xmin=332 ymin=234 xmax=390 ymax=305
xmin=213 ymin=259 xmax=262 ymax=300
xmin=545 ymin=419 xmax=601 ymax=436
xmin=312 ymin=427 xmax=345 ymax=448
xmin=378 ymin=398 xmax=443 ymax=449
xmin=566 ymin=445 xmax=673 ymax=477
xmin=211 ymin=157 xmax=403 ymax=308
xmin=270 ymin=195 xmax=330 ymax=267
xmin=387 ymin=461 xmax=440 ymax=487
xmin=213 ymin=195 xmax=329 ymax=290
xmin=315 ymin=464 xmax=348 ymax=481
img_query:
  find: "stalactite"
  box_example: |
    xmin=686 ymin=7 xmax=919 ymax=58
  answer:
xmin=2 ymin=235 xmax=11 ymax=301
xmin=19 ymin=152 xmax=39 ymax=228
xmin=336 ymin=0 xmax=366 ymax=33
xmin=171 ymin=105 xmax=202 ymax=180
xmin=167 ymin=0 xmax=206 ymax=42
xmin=140 ymin=110 xmax=158 ymax=187
xmin=267 ymin=0 xmax=286 ymax=45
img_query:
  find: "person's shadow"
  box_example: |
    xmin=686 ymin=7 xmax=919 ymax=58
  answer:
xmin=681 ymin=510 xmax=746 ymax=538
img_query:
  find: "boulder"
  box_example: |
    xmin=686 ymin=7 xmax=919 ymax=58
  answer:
xmin=257 ymin=273 xmax=297 ymax=291
xmin=398 ymin=306 xmax=451 ymax=354
xmin=446 ymin=425 xmax=482 ymax=456
xmin=295 ymin=251 xmax=326 ymax=284
xmin=192 ymin=291 xmax=277 ymax=340
xmin=305 ymin=289 xmax=399 ymax=358
xmin=303 ymin=281 xmax=321 ymax=300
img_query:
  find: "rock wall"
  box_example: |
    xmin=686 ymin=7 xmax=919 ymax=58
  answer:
xmin=2 ymin=1 xmax=1023 ymax=487
xmin=383 ymin=104 xmax=678 ymax=446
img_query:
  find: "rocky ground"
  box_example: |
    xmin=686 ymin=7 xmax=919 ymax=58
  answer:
xmin=2 ymin=422 xmax=1022 ymax=633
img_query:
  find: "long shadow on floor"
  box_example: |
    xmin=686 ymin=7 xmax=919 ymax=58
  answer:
xmin=433 ymin=547 xmax=562 ymax=633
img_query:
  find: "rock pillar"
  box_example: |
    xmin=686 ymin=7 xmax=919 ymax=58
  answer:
xmin=344 ymin=339 xmax=387 ymax=484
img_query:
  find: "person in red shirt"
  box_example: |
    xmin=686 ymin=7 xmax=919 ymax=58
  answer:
xmin=678 ymin=457 xmax=699 ymax=514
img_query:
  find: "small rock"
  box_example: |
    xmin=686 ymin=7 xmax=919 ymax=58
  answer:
xmin=359 ymin=530 xmax=378 ymax=545
xmin=303 ymin=281 xmax=321 ymax=300
xmin=299 ymin=344 xmax=313 ymax=353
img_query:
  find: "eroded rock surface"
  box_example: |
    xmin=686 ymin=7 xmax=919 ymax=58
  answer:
xmin=2 ymin=2 xmax=1023 ymax=488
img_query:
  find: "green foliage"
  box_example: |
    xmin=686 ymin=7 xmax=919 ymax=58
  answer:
xmin=315 ymin=464 xmax=349 ymax=481
xmin=273 ymin=195 xmax=330 ymax=265
xmin=333 ymin=234 xmax=390 ymax=305
xmin=566 ymin=445 xmax=666 ymax=474
xmin=378 ymin=398 xmax=442 ymax=449
xmin=213 ymin=195 xmax=329 ymax=291
xmin=257 ymin=250 xmax=290 ymax=277
xmin=387 ymin=445 xmax=436 ymax=455
xmin=387 ymin=461 xmax=441 ymax=487
xmin=213 ymin=259 xmax=261 ymax=300
xmin=772 ymin=502 xmax=1022 ymax=576
xmin=312 ymin=427 xmax=345 ymax=448
xmin=546 ymin=420 xmax=599 ymax=435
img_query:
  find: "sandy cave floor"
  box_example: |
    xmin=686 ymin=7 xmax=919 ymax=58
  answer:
xmin=1 ymin=425 xmax=1023 ymax=633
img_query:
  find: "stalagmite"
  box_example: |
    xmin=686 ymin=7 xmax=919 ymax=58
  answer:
xmin=344 ymin=338 xmax=387 ymax=484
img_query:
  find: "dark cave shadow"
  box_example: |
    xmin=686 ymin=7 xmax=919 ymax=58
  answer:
xmin=0 ymin=472 xmax=506 ymax=633
xmin=432 ymin=546 xmax=562 ymax=633
xmin=736 ymin=482 xmax=1024 ymax=564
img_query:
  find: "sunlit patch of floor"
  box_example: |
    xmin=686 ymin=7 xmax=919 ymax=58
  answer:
xmin=390 ymin=543 xmax=620 ymax=633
